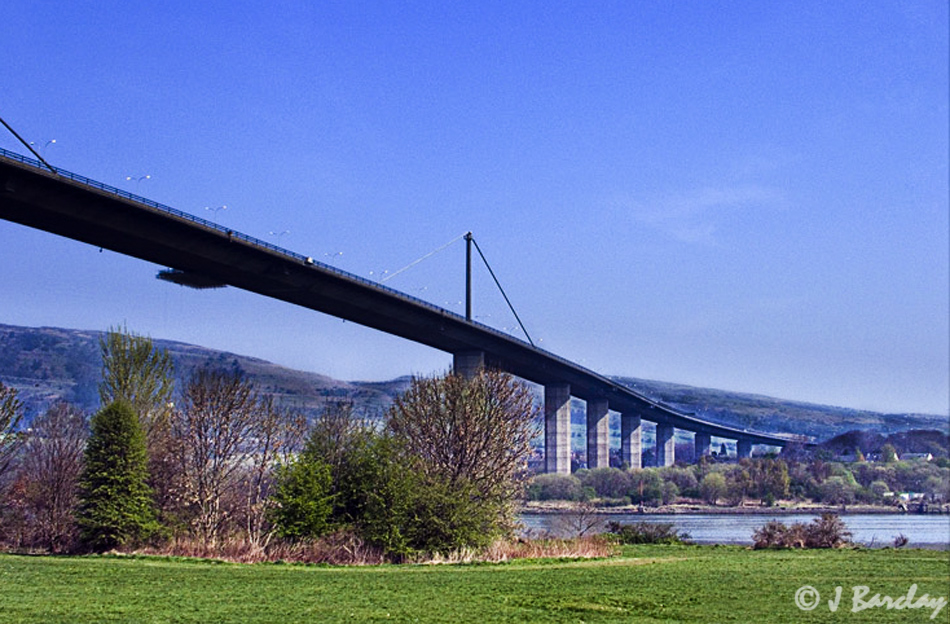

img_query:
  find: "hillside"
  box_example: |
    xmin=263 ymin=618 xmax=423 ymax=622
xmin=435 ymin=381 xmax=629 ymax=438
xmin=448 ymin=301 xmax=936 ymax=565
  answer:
xmin=609 ymin=376 xmax=948 ymax=441
xmin=1 ymin=323 xmax=946 ymax=442
xmin=0 ymin=324 xmax=409 ymax=423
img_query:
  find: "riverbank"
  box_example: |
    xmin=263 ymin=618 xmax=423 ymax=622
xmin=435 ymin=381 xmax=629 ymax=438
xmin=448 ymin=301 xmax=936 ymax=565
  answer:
xmin=520 ymin=500 xmax=943 ymax=515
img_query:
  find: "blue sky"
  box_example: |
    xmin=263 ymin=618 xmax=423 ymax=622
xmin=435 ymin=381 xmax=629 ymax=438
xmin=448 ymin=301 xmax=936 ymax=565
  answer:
xmin=1 ymin=1 xmax=947 ymax=415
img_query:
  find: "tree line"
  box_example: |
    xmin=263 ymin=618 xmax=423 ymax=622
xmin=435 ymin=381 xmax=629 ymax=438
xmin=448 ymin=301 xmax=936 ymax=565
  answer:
xmin=0 ymin=327 xmax=539 ymax=560
xmin=527 ymin=451 xmax=950 ymax=508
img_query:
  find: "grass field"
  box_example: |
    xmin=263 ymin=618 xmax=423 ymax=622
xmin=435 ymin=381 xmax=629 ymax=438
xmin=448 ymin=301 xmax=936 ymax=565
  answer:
xmin=0 ymin=546 xmax=947 ymax=623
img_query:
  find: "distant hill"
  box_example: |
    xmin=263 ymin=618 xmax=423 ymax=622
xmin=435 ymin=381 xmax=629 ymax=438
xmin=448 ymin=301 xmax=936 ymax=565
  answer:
xmin=1 ymin=323 xmax=946 ymax=443
xmin=608 ymin=376 xmax=948 ymax=441
xmin=818 ymin=429 xmax=950 ymax=458
xmin=0 ymin=323 xmax=409 ymax=423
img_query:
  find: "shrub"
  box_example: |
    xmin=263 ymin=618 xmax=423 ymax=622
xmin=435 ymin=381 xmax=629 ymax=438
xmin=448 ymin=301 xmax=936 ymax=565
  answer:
xmin=752 ymin=513 xmax=852 ymax=549
xmin=269 ymin=458 xmax=334 ymax=540
xmin=606 ymin=520 xmax=689 ymax=545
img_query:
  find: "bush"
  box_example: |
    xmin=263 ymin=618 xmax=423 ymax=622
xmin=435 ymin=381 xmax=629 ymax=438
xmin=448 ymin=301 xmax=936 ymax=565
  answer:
xmin=606 ymin=520 xmax=689 ymax=545
xmin=752 ymin=513 xmax=852 ymax=549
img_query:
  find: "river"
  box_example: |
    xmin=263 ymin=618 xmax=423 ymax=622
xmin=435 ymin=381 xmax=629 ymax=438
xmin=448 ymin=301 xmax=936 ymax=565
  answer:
xmin=518 ymin=512 xmax=950 ymax=549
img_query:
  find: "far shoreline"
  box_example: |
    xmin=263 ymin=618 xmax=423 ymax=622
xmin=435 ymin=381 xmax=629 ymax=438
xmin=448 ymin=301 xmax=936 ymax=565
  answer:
xmin=519 ymin=501 xmax=949 ymax=516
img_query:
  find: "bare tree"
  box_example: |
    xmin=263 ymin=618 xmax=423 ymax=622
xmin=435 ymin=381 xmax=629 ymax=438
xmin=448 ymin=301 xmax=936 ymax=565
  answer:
xmin=20 ymin=402 xmax=87 ymax=552
xmin=387 ymin=369 xmax=540 ymax=528
xmin=174 ymin=368 xmax=259 ymax=545
xmin=239 ymin=396 xmax=307 ymax=548
xmin=0 ymin=382 xmax=24 ymax=483
xmin=0 ymin=383 xmax=26 ymax=547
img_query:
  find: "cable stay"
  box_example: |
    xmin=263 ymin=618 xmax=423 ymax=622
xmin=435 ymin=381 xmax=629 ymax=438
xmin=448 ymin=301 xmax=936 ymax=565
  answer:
xmin=379 ymin=230 xmax=534 ymax=347
xmin=380 ymin=232 xmax=468 ymax=284
xmin=0 ymin=115 xmax=58 ymax=175
xmin=467 ymin=234 xmax=534 ymax=347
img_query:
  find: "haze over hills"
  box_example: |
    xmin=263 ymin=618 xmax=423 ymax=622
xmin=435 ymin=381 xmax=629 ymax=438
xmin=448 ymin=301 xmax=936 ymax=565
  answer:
xmin=1 ymin=323 xmax=946 ymax=443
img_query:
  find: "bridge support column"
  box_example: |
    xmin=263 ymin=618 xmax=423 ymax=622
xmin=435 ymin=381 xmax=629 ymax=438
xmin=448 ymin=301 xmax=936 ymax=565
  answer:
xmin=545 ymin=384 xmax=571 ymax=474
xmin=452 ymin=350 xmax=485 ymax=379
xmin=586 ymin=399 xmax=609 ymax=469
xmin=620 ymin=412 xmax=641 ymax=469
xmin=694 ymin=432 xmax=711 ymax=458
xmin=737 ymin=438 xmax=753 ymax=459
xmin=656 ymin=423 xmax=675 ymax=467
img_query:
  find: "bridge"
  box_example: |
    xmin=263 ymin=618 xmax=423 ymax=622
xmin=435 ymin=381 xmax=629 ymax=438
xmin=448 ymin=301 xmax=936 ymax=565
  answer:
xmin=0 ymin=146 xmax=794 ymax=472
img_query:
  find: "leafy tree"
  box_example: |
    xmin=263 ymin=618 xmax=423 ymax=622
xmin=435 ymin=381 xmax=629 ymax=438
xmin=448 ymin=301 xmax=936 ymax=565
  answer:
xmin=699 ymin=472 xmax=728 ymax=505
xmin=867 ymin=480 xmax=890 ymax=502
xmin=268 ymin=402 xmax=366 ymax=543
xmin=98 ymin=326 xmax=177 ymax=523
xmin=746 ymin=458 xmax=790 ymax=502
xmin=76 ymin=401 xmax=157 ymax=551
xmin=627 ymin=469 xmax=663 ymax=506
xmin=817 ymin=476 xmax=857 ymax=506
xmin=526 ymin=473 xmax=585 ymax=501
xmin=298 ymin=402 xmax=377 ymax=524
xmin=579 ymin=467 xmax=630 ymax=499
xmin=20 ymin=402 xmax=87 ymax=552
xmin=99 ymin=325 xmax=174 ymax=441
xmin=880 ymin=443 xmax=898 ymax=463
xmin=660 ymin=480 xmax=679 ymax=504
xmin=724 ymin=465 xmax=753 ymax=506
xmin=659 ymin=466 xmax=699 ymax=499
xmin=269 ymin=458 xmax=333 ymax=540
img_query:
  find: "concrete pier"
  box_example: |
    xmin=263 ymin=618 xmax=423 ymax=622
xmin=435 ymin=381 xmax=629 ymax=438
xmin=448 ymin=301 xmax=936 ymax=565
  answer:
xmin=737 ymin=438 xmax=753 ymax=459
xmin=586 ymin=399 xmax=609 ymax=469
xmin=545 ymin=383 xmax=572 ymax=474
xmin=694 ymin=432 xmax=711 ymax=458
xmin=620 ymin=412 xmax=642 ymax=469
xmin=656 ymin=423 xmax=675 ymax=467
xmin=452 ymin=350 xmax=485 ymax=379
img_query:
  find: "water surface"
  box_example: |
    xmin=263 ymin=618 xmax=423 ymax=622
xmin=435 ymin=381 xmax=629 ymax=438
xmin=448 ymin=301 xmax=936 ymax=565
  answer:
xmin=519 ymin=512 xmax=950 ymax=549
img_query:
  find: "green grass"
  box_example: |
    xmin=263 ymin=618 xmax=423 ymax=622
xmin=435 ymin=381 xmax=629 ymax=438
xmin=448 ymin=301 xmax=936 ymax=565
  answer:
xmin=0 ymin=546 xmax=947 ymax=623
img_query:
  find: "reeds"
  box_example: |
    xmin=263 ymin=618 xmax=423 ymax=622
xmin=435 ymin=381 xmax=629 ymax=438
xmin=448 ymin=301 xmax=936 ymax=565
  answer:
xmin=120 ymin=532 xmax=617 ymax=565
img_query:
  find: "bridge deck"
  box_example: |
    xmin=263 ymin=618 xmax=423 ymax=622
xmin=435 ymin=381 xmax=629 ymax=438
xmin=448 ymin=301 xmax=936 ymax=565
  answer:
xmin=0 ymin=149 xmax=789 ymax=447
